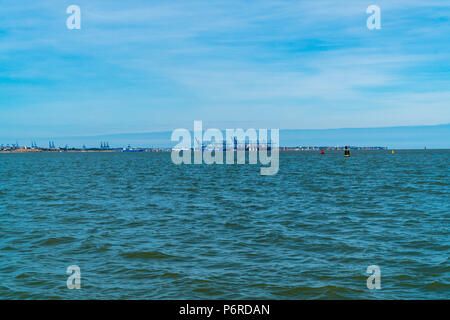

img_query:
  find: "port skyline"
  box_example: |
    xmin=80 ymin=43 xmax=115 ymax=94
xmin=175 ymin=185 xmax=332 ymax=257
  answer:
xmin=0 ymin=142 xmax=391 ymax=153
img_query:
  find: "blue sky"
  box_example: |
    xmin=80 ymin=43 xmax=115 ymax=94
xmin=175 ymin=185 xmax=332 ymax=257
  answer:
xmin=1 ymin=0 xmax=449 ymax=140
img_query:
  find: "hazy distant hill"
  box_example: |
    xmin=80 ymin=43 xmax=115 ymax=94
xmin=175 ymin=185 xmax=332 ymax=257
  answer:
xmin=279 ymin=124 xmax=450 ymax=149
xmin=3 ymin=124 xmax=449 ymax=149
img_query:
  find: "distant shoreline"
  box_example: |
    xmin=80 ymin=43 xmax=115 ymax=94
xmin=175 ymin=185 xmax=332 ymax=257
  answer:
xmin=0 ymin=146 xmax=392 ymax=153
xmin=0 ymin=148 xmax=155 ymax=153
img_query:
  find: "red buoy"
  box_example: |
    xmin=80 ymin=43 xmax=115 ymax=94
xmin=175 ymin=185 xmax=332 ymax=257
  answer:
xmin=321 ymin=149 xmax=324 ymax=154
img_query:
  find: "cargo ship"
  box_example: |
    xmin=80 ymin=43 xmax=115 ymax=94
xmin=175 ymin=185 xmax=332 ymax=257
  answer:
xmin=122 ymin=145 xmax=145 ymax=152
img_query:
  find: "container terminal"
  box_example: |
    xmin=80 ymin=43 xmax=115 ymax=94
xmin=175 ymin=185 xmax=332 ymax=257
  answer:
xmin=0 ymin=141 xmax=387 ymax=153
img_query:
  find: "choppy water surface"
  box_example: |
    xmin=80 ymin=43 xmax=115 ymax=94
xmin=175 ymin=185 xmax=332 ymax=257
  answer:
xmin=0 ymin=150 xmax=448 ymax=299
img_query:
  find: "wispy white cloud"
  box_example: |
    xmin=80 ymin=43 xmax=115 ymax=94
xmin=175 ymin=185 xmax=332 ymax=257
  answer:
xmin=0 ymin=0 xmax=449 ymax=136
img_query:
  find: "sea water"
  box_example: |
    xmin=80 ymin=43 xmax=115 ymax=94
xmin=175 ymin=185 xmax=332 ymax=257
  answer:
xmin=0 ymin=150 xmax=448 ymax=299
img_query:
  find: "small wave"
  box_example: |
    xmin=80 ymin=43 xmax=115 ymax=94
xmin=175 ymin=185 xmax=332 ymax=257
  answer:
xmin=424 ymin=281 xmax=450 ymax=290
xmin=162 ymin=272 xmax=182 ymax=279
xmin=121 ymin=251 xmax=174 ymax=260
xmin=38 ymin=236 xmax=76 ymax=246
xmin=273 ymin=284 xmax=363 ymax=299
